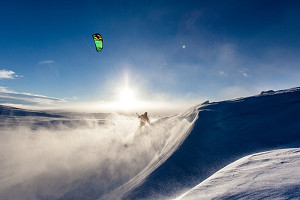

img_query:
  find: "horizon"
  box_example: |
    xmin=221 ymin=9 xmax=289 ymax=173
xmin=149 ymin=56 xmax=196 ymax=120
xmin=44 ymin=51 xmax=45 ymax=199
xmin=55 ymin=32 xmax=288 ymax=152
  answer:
xmin=1 ymin=86 xmax=298 ymax=116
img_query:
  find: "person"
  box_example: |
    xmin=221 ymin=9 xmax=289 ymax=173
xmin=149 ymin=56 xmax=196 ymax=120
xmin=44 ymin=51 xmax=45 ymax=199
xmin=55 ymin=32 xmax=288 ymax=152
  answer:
xmin=138 ymin=112 xmax=151 ymax=127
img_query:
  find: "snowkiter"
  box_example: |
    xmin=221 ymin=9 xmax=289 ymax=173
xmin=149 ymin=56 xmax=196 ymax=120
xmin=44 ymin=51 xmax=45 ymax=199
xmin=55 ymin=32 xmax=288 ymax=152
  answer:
xmin=138 ymin=112 xmax=150 ymax=127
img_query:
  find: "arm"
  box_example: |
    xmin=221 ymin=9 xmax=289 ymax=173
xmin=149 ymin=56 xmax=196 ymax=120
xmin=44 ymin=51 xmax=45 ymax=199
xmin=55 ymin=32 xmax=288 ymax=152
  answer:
xmin=146 ymin=116 xmax=152 ymax=125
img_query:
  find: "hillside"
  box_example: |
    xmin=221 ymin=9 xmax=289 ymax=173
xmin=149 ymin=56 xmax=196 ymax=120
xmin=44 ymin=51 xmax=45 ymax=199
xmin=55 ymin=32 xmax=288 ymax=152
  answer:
xmin=123 ymin=87 xmax=300 ymax=199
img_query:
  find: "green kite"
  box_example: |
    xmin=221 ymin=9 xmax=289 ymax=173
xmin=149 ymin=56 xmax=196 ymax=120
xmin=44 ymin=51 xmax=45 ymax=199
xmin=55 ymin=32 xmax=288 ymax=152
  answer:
xmin=92 ymin=33 xmax=103 ymax=52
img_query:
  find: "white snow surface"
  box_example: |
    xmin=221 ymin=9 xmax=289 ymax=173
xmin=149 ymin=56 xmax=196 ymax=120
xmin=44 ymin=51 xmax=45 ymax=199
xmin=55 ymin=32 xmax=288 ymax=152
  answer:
xmin=123 ymin=87 xmax=300 ymax=200
xmin=1 ymin=87 xmax=300 ymax=200
xmin=175 ymin=148 xmax=300 ymax=200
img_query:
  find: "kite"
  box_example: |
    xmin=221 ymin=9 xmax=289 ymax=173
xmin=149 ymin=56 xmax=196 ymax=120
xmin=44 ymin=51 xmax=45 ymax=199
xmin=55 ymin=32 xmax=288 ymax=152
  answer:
xmin=92 ymin=33 xmax=103 ymax=52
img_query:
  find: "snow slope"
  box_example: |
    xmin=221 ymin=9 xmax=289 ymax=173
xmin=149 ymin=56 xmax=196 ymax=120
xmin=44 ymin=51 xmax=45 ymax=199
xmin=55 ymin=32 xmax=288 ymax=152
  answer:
xmin=123 ymin=87 xmax=300 ymax=200
xmin=102 ymin=106 xmax=199 ymax=200
xmin=175 ymin=148 xmax=300 ymax=200
xmin=0 ymin=105 xmax=198 ymax=200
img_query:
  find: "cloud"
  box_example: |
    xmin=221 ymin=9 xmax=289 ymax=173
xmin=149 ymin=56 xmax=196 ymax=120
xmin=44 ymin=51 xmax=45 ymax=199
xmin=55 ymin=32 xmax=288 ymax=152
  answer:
xmin=0 ymin=69 xmax=19 ymax=79
xmin=38 ymin=60 xmax=55 ymax=65
xmin=64 ymin=96 xmax=78 ymax=101
xmin=242 ymin=72 xmax=248 ymax=77
xmin=0 ymin=86 xmax=9 ymax=92
xmin=219 ymin=71 xmax=228 ymax=76
xmin=237 ymin=69 xmax=249 ymax=77
xmin=0 ymin=86 xmax=66 ymax=106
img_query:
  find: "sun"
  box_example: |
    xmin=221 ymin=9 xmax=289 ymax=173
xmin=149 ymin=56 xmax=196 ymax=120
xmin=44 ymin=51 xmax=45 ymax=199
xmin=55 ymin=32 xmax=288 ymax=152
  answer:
xmin=118 ymin=88 xmax=137 ymax=110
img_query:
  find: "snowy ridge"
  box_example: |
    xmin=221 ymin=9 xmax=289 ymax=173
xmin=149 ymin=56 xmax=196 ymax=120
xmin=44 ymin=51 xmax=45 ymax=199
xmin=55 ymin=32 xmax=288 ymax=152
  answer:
xmin=101 ymin=105 xmax=200 ymax=200
xmin=175 ymin=148 xmax=300 ymax=200
xmin=258 ymin=87 xmax=300 ymax=96
xmin=124 ymin=87 xmax=300 ymax=200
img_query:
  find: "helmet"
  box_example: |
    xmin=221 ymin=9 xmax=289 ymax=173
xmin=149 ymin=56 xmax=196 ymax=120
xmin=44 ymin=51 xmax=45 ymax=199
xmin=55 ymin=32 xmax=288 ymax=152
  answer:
xmin=144 ymin=112 xmax=148 ymax=115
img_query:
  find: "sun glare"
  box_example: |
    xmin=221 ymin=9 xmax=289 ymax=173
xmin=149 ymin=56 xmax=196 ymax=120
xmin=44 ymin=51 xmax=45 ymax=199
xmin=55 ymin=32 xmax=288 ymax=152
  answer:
xmin=118 ymin=88 xmax=137 ymax=110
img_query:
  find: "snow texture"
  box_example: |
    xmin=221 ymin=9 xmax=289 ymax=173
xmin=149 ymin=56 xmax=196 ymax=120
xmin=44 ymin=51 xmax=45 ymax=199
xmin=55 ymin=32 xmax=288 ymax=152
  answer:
xmin=176 ymin=148 xmax=300 ymax=200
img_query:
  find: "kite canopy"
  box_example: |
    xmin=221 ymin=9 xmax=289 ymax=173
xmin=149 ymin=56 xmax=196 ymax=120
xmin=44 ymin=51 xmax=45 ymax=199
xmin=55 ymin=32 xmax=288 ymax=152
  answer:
xmin=92 ymin=33 xmax=103 ymax=52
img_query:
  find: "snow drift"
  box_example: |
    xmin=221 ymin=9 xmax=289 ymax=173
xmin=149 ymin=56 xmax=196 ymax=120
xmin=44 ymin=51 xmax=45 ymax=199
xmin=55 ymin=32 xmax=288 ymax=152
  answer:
xmin=0 ymin=105 xmax=198 ymax=200
xmin=175 ymin=148 xmax=300 ymax=200
xmin=123 ymin=87 xmax=300 ymax=200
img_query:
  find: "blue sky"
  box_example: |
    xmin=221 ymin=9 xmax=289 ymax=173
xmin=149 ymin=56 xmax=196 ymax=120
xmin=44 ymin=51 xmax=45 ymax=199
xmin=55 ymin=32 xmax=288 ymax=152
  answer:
xmin=0 ymin=0 xmax=300 ymax=111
